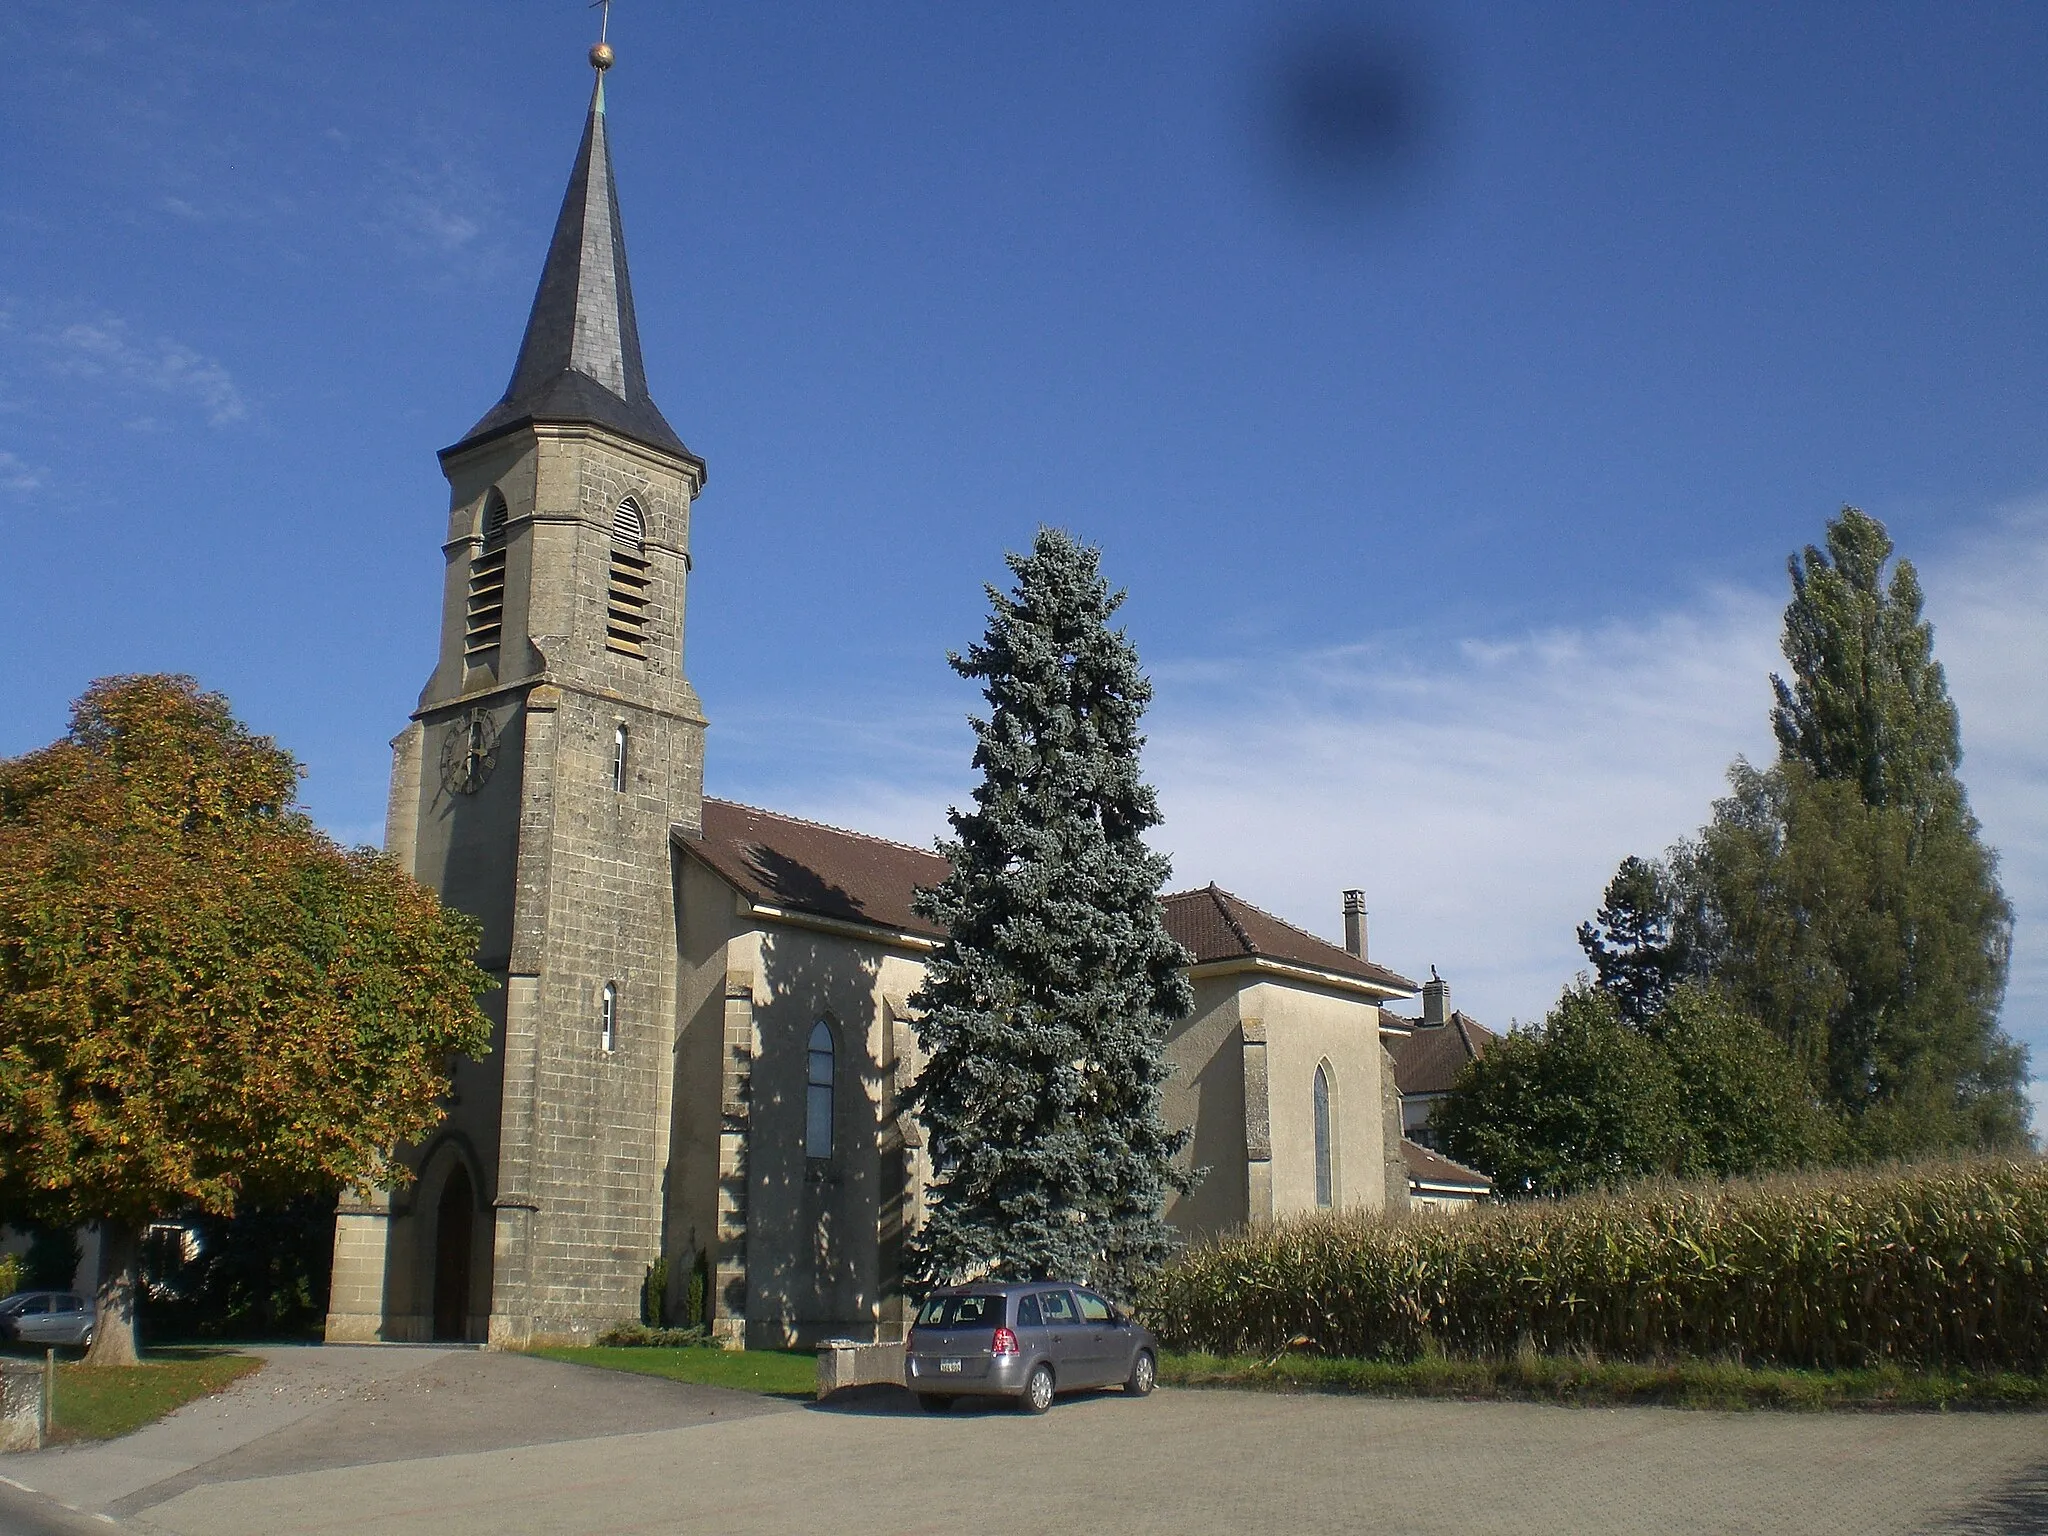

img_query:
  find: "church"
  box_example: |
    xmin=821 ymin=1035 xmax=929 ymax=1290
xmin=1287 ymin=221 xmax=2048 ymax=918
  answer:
xmin=323 ymin=42 xmax=1484 ymax=1351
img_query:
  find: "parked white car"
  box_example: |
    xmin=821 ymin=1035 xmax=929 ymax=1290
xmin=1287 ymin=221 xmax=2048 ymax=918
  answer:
xmin=0 ymin=1292 xmax=95 ymax=1349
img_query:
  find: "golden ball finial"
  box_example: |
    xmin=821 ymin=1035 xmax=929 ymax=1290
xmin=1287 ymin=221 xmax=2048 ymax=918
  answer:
xmin=589 ymin=41 xmax=615 ymax=72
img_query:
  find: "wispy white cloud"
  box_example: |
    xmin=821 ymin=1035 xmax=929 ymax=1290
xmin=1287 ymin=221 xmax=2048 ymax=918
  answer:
xmin=1142 ymin=507 xmax=2048 ymax=1116
xmin=0 ymin=449 xmax=44 ymax=494
xmin=713 ymin=509 xmax=2048 ymax=1119
xmin=370 ymin=136 xmax=514 ymax=280
xmin=1143 ymin=587 xmax=1784 ymax=1024
xmin=47 ymin=316 xmax=245 ymax=426
xmin=385 ymin=188 xmax=482 ymax=253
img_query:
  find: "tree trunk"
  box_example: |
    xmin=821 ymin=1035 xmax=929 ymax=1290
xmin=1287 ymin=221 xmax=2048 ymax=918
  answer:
xmin=83 ymin=1219 xmax=141 ymax=1367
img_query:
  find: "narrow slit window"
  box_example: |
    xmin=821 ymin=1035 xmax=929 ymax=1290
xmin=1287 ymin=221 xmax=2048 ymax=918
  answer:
xmin=601 ymin=982 xmax=618 ymax=1054
xmin=1313 ymin=1063 xmax=1334 ymax=1209
xmin=806 ymin=1020 xmax=835 ymax=1159
xmin=605 ymin=497 xmax=650 ymax=658
xmin=612 ymin=723 xmax=628 ymax=792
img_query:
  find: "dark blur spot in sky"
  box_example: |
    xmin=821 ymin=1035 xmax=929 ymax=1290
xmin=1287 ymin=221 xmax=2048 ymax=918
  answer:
xmin=1257 ymin=9 xmax=1445 ymax=221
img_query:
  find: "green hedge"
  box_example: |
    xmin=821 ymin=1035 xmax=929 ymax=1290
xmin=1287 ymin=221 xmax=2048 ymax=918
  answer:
xmin=1139 ymin=1159 xmax=2048 ymax=1372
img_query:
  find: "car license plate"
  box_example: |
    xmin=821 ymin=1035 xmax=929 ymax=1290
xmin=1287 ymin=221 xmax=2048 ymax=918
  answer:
xmin=939 ymin=1358 xmax=962 ymax=1373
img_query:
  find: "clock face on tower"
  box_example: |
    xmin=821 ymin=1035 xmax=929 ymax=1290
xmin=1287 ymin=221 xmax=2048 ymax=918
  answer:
xmin=439 ymin=708 xmax=501 ymax=796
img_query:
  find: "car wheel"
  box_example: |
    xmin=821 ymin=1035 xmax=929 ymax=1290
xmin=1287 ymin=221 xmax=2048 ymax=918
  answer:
xmin=80 ymin=1325 xmax=95 ymax=1351
xmin=917 ymin=1393 xmax=954 ymax=1413
xmin=1125 ymin=1349 xmax=1156 ymax=1397
xmin=1020 ymin=1363 xmax=1055 ymax=1415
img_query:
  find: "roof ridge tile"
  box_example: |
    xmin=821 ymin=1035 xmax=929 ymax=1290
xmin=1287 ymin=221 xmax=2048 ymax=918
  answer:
xmin=1207 ymin=882 xmax=1260 ymax=957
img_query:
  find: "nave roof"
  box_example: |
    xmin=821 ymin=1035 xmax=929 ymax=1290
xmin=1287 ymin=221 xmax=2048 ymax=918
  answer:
xmin=682 ymin=799 xmax=1419 ymax=996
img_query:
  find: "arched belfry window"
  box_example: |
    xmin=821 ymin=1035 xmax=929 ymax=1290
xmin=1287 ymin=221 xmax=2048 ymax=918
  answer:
xmin=1313 ymin=1063 xmax=1334 ymax=1209
xmin=600 ymin=982 xmax=619 ymax=1054
xmin=611 ymin=498 xmax=645 ymax=544
xmin=605 ymin=496 xmax=651 ymax=659
xmin=464 ymin=488 xmax=511 ymax=667
xmin=612 ymin=723 xmax=629 ymax=792
xmin=806 ymin=1021 xmax=835 ymax=1159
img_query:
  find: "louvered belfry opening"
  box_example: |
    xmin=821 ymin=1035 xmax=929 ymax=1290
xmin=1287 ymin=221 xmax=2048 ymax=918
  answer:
xmin=605 ymin=497 xmax=651 ymax=658
xmin=464 ymin=488 xmax=512 ymax=668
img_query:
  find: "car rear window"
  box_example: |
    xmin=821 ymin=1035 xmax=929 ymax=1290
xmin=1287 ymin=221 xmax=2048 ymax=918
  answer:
xmin=916 ymin=1293 xmax=1004 ymax=1328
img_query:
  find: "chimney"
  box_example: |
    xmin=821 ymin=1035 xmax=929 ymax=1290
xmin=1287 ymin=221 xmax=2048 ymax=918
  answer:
xmin=1422 ymin=967 xmax=1449 ymax=1027
xmin=1342 ymin=890 xmax=1368 ymax=960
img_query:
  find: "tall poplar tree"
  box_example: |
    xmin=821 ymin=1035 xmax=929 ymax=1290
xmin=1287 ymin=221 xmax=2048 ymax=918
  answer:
xmin=904 ymin=529 xmax=1193 ymax=1297
xmin=1771 ymin=506 xmax=1962 ymax=816
xmin=1578 ymin=507 xmax=2024 ymax=1156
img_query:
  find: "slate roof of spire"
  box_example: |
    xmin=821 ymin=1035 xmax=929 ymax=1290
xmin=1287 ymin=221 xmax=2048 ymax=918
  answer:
xmin=447 ymin=76 xmax=696 ymax=466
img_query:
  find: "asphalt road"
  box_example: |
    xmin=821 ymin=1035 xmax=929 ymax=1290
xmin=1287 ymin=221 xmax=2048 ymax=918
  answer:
xmin=2 ymin=1347 xmax=2046 ymax=1535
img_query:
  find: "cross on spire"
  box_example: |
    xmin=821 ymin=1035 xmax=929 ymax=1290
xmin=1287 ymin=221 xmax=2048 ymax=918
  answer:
xmin=591 ymin=0 xmax=611 ymax=46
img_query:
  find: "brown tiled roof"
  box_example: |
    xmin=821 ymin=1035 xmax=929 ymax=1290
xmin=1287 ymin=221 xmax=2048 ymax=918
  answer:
xmin=1389 ymin=1013 xmax=1498 ymax=1096
xmin=1401 ymin=1138 xmax=1492 ymax=1191
xmin=686 ymin=799 xmax=949 ymax=940
xmin=685 ymin=803 xmax=1422 ymax=1000
xmin=1161 ymin=885 xmax=1417 ymax=994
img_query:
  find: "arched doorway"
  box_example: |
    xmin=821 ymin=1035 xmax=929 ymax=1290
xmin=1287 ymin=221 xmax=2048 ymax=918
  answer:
xmin=432 ymin=1164 xmax=475 ymax=1342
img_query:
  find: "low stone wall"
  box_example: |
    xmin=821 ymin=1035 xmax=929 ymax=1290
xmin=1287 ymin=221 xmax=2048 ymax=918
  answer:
xmin=815 ymin=1340 xmax=904 ymax=1400
xmin=0 ymin=1360 xmax=45 ymax=1452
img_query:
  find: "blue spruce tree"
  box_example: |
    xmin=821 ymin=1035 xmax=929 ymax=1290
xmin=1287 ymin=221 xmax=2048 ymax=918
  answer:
xmin=905 ymin=528 xmax=1193 ymax=1297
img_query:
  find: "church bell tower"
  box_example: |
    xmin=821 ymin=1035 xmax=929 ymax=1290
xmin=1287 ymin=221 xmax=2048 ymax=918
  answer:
xmin=326 ymin=36 xmax=706 ymax=1345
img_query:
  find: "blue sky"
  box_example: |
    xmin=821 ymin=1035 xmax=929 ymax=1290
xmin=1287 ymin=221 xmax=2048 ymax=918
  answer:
xmin=4 ymin=2 xmax=2044 ymax=1116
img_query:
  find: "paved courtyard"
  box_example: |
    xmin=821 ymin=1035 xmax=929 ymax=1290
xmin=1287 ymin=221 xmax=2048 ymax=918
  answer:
xmin=2 ymin=1346 xmax=2046 ymax=1535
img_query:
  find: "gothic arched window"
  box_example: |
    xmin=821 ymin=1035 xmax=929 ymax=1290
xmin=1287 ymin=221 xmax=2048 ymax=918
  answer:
xmin=806 ymin=1021 xmax=835 ymax=1159
xmin=612 ymin=723 xmax=629 ymax=792
xmin=601 ymin=982 xmax=619 ymax=1054
xmin=1313 ymin=1063 xmax=1334 ymax=1209
xmin=605 ymin=496 xmax=650 ymax=658
xmin=464 ymin=488 xmax=511 ymax=668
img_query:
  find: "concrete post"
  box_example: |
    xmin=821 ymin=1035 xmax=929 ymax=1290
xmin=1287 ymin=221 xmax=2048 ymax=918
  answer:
xmin=0 ymin=1359 xmax=42 ymax=1451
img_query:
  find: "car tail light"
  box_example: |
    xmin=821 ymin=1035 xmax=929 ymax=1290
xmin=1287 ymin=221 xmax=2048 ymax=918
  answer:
xmin=991 ymin=1326 xmax=1019 ymax=1357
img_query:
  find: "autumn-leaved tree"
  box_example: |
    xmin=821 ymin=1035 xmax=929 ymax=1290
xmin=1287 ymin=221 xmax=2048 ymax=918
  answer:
xmin=0 ymin=676 xmax=493 ymax=1363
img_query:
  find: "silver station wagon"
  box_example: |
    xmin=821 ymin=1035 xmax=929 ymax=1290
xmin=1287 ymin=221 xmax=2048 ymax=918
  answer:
xmin=0 ymin=1291 xmax=95 ymax=1349
xmin=903 ymin=1282 xmax=1159 ymax=1414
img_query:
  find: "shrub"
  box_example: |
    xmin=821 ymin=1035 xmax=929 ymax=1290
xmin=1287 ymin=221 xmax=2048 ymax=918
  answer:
xmin=0 ymin=1252 xmax=20 ymax=1298
xmin=595 ymin=1322 xmax=711 ymax=1348
xmin=1139 ymin=1158 xmax=2048 ymax=1373
xmin=139 ymin=1197 xmax=336 ymax=1340
xmin=641 ymin=1257 xmax=668 ymax=1328
xmin=686 ymin=1250 xmax=709 ymax=1330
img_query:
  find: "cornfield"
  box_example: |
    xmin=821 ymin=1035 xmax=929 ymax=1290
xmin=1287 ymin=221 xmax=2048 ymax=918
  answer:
xmin=1139 ymin=1159 xmax=2048 ymax=1372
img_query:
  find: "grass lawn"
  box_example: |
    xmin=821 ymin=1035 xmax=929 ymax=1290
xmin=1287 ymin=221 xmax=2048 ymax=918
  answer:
xmin=1160 ymin=1351 xmax=2048 ymax=1411
xmin=523 ymin=1344 xmax=818 ymax=1398
xmin=23 ymin=1347 xmax=263 ymax=1442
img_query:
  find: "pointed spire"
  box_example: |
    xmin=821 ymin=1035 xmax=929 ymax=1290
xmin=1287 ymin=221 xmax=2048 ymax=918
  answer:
xmin=449 ymin=44 xmax=695 ymax=465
